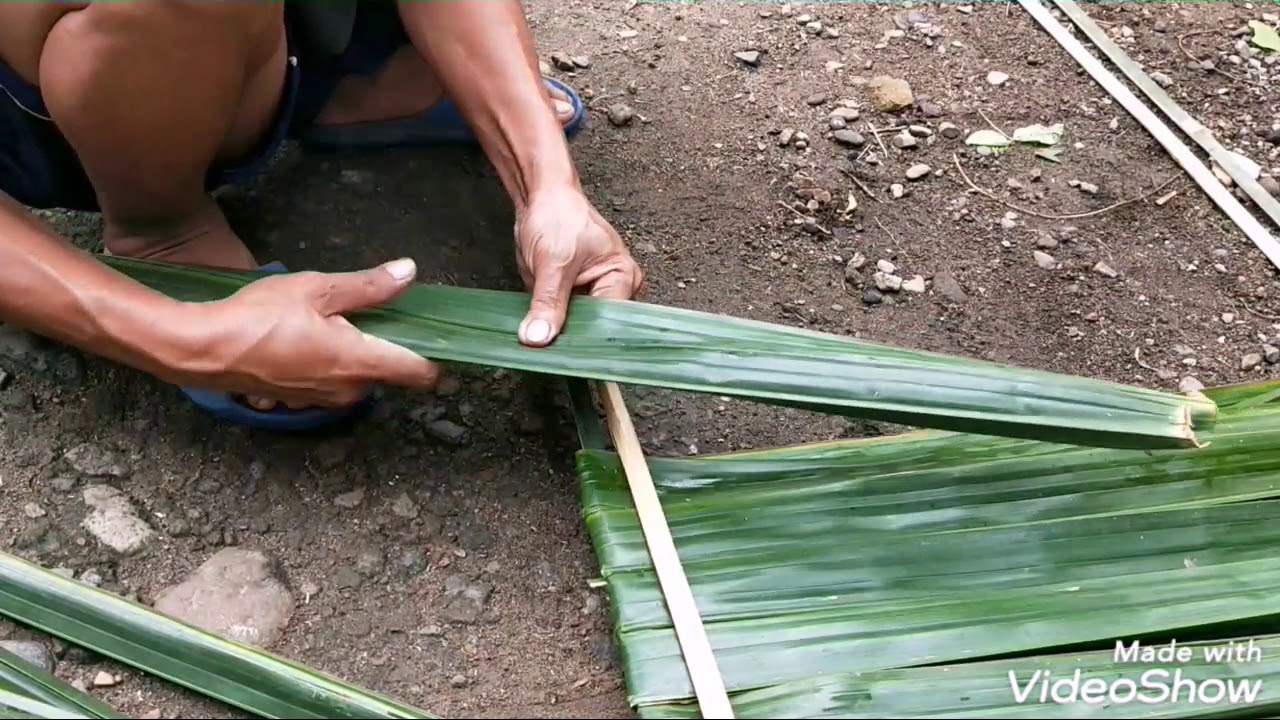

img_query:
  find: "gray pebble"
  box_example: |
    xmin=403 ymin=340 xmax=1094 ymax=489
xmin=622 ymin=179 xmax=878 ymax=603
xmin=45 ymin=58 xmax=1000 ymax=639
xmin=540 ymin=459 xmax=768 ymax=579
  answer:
xmin=908 ymin=125 xmax=933 ymax=137
xmin=863 ymin=289 xmax=883 ymax=305
xmin=607 ymin=103 xmax=635 ymax=127
xmin=832 ymin=129 xmax=866 ymax=147
xmin=892 ymin=133 xmax=918 ymax=149
xmin=427 ymin=420 xmax=468 ymax=445
xmin=1034 ymin=251 xmax=1057 ymax=270
xmin=806 ymin=92 xmax=829 ymax=106
xmin=734 ymin=50 xmax=761 ymax=66
xmin=1243 ymin=353 xmax=1264 ymax=371
xmin=64 ymin=443 xmax=129 ymax=478
xmin=0 ymin=640 xmax=54 ymax=673
xmin=1179 ymin=376 xmax=1205 ymax=393
xmin=938 ymin=122 xmax=961 ymax=139
xmin=829 ymin=117 xmax=847 ymax=130
xmin=905 ymin=164 xmax=931 ymax=180
xmin=890 ymin=183 xmax=906 ymax=199
xmin=1266 ymin=345 xmax=1280 ymax=364
xmin=1093 ymin=261 xmax=1119 ymax=278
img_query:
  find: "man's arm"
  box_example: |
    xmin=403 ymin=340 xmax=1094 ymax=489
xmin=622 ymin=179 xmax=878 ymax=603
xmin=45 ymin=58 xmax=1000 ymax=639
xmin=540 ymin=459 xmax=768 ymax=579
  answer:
xmin=395 ymin=0 xmax=577 ymax=208
xmin=0 ymin=192 xmax=200 ymax=380
xmin=0 ymin=193 xmax=438 ymax=405
xmin=395 ymin=0 xmax=643 ymax=347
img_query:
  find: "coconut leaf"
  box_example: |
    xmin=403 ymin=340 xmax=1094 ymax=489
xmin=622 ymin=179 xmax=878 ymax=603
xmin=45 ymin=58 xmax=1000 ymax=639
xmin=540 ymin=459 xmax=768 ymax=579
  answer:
xmin=0 ymin=552 xmax=434 ymax=719
xmin=575 ymin=386 xmax=1280 ymax=711
xmin=99 ymin=255 xmax=1215 ymax=449
xmin=0 ymin=648 xmax=119 ymax=719
xmin=637 ymin=635 xmax=1280 ymax=718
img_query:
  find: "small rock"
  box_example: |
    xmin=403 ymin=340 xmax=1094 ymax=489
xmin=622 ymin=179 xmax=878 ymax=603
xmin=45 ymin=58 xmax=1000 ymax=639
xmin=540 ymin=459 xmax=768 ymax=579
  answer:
xmin=1212 ymin=164 xmax=1234 ymax=187
xmin=848 ymin=252 xmax=867 ymax=271
xmin=333 ymin=487 xmax=365 ymax=509
xmin=1262 ymin=176 xmax=1280 ymax=197
xmin=153 ymin=548 xmax=294 ymax=647
xmin=876 ymin=259 xmax=897 ymax=274
xmin=1266 ymin=128 xmax=1280 ymax=145
xmin=1036 ymin=236 xmax=1059 ymax=249
xmin=902 ymin=275 xmax=927 ymax=293
xmin=1151 ymin=71 xmax=1173 ymax=87
xmin=1243 ymin=353 xmax=1264 ymax=371
xmin=0 ymin=640 xmax=54 ymax=673
xmin=441 ymin=575 xmax=493 ymax=624
xmin=391 ymin=492 xmax=419 ymax=519
xmin=830 ymin=107 xmax=861 ymax=122
xmin=891 ymin=133 xmax=918 ymax=149
xmin=426 ymin=420 xmax=468 ymax=445
xmin=1034 ymin=251 xmax=1058 ymax=270
xmin=805 ymin=92 xmax=828 ymax=106
xmin=451 ymin=674 xmax=469 ymax=688
xmin=822 ymin=27 xmax=840 ymax=39
xmin=866 ymin=76 xmax=915 ymax=112
xmin=890 ymin=183 xmax=906 ymax=199
xmin=874 ymin=272 xmax=903 ymax=292
xmin=933 ymin=271 xmax=968 ymax=303
xmin=1001 ymin=216 xmax=1018 ymax=230
xmin=1078 ymin=182 xmax=1100 ymax=195
xmin=863 ymin=289 xmax=884 ymax=305
xmin=22 ymin=502 xmax=45 ymax=519
xmin=571 ymin=55 xmax=591 ymax=69
xmin=82 ymin=485 xmax=154 ymax=555
xmin=607 ymin=104 xmax=634 ymax=127
xmin=778 ymin=128 xmax=795 ymax=146
xmin=1179 ymin=376 xmax=1205 ymax=394
xmin=1093 ymin=261 xmax=1119 ymax=278
xmin=829 ymin=117 xmax=847 ymax=130
xmin=918 ymin=100 xmax=945 ymax=117
xmin=987 ymin=70 xmax=1010 ymax=86
xmin=1222 ymin=312 xmax=1236 ymax=323
xmin=905 ymin=164 xmax=931 ymax=180
xmin=794 ymin=13 xmax=812 ymax=23
xmin=49 ymin=475 xmax=76 ymax=492
xmin=550 ymin=52 xmax=575 ymax=71
xmin=831 ymin=129 xmax=866 ymax=147
xmin=1266 ymin=345 xmax=1280 ymax=364
xmin=65 ymin=443 xmax=128 ymax=478
xmin=734 ymin=50 xmax=761 ymax=67
xmin=908 ymin=125 xmax=933 ymax=138
xmin=92 ymin=671 xmax=117 ymax=688
xmin=938 ymin=122 xmax=961 ymax=139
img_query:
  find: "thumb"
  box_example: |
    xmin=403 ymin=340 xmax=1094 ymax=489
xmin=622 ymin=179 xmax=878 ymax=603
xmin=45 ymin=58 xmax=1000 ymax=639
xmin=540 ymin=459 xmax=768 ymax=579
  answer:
xmin=315 ymin=257 xmax=418 ymax=315
xmin=519 ymin=261 xmax=574 ymax=347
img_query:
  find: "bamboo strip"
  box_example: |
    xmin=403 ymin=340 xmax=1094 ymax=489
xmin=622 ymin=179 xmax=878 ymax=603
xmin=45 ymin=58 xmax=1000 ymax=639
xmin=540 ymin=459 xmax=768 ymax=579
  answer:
xmin=597 ymin=382 xmax=734 ymax=719
xmin=1017 ymin=0 xmax=1280 ymax=270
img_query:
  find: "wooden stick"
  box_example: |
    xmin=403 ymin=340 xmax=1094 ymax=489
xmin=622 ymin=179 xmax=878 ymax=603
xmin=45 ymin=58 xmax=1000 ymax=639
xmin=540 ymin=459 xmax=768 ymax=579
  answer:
xmin=1017 ymin=0 xmax=1280 ymax=271
xmin=597 ymin=382 xmax=735 ymax=719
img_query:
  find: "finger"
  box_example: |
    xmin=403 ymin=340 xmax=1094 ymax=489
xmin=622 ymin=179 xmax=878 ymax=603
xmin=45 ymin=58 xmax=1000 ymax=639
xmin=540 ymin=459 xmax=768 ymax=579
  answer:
xmin=353 ymin=333 xmax=442 ymax=390
xmin=588 ymin=269 xmax=636 ymax=300
xmin=313 ymin=257 xmax=419 ymax=316
xmin=519 ymin=260 xmax=575 ymax=347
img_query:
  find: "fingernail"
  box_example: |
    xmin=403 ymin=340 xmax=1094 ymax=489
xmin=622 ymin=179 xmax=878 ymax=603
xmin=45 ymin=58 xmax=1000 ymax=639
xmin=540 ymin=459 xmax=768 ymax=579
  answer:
xmin=384 ymin=257 xmax=416 ymax=281
xmin=524 ymin=318 xmax=553 ymax=344
xmin=554 ymin=99 xmax=573 ymax=118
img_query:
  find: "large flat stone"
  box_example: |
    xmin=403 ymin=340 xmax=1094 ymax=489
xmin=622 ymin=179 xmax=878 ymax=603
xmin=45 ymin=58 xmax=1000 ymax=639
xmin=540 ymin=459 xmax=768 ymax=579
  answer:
xmin=152 ymin=548 xmax=294 ymax=648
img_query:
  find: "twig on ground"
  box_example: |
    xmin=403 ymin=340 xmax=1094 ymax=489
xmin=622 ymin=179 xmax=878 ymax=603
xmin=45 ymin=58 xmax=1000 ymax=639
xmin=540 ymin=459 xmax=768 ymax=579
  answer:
xmin=874 ymin=217 xmax=898 ymax=246
xmin=977 ymin=108 xmax=1011 ymax=140
xmin=776 ymin=200 xmax=832 ymax=235
xmin=1177 ymin=30 xmax=1257 ymax=85
xmin=1239 ymin=299 xmax=1280 ymax=321
xmin=839 ymin=168 xmax=883 ymax=203
xmin=867 ymin=122 xmax=890 ymax=157
xmin=951 ymin=154 xmax=1180 ymax=220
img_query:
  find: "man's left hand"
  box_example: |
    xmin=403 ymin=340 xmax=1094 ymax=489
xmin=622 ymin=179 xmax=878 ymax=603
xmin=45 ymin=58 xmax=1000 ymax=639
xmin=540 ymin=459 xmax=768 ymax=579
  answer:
xmin=514 ymin=186 xmax=644 ymax=347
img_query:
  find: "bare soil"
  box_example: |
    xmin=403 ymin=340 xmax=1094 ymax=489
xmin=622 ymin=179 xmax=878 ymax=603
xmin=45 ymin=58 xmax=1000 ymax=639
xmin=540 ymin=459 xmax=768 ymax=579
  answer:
xmin=1 ymin=2 xmax=1278 ymax=718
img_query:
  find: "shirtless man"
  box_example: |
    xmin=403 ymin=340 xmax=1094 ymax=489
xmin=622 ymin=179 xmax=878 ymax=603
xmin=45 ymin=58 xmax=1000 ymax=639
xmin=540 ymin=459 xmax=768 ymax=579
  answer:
xmin=0 ymin=1 xmax=642 ymax=430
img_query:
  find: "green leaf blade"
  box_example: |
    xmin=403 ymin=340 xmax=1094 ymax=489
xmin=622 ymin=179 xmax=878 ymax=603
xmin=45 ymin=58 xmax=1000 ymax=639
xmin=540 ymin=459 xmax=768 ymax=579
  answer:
xmin=0 ymin=553 xmax=435 ymax=719
xmin=0 ymin=649 xmax=120 ymax=719
xmin=101 ymin=256 xmax=1216 ymax=451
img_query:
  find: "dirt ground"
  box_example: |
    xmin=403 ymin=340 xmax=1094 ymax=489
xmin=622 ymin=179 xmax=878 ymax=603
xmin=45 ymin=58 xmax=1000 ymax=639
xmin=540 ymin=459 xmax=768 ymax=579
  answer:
xmin=2 ymin=2 xmax=1278 ymax=718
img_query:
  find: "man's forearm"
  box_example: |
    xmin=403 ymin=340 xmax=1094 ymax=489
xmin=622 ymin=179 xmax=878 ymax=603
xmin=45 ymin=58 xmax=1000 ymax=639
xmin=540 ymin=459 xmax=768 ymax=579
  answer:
xmin=0 ymin=193 xmax=199 ymax=380
xmin=396 ymin=0 xmax=578 ymax=207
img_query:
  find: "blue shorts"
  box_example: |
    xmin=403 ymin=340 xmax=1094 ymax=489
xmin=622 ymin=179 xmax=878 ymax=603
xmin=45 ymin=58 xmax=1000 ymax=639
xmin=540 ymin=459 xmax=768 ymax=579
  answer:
xmin=0 ymin=1 xmax=408 ymax=212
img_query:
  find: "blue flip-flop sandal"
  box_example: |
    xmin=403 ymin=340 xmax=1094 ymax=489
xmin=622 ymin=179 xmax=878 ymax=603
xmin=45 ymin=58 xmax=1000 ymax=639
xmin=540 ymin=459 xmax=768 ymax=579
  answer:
xmin=178 ymin=261 xmax=378 ymax=432
xmin=299 ymin=77 xmax=586 ymax=149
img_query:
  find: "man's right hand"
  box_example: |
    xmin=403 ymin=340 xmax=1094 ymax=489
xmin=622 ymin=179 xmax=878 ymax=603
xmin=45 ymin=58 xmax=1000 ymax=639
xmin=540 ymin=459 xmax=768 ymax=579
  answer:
xmin=172 ymin=257 xmax=440 ymax=410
